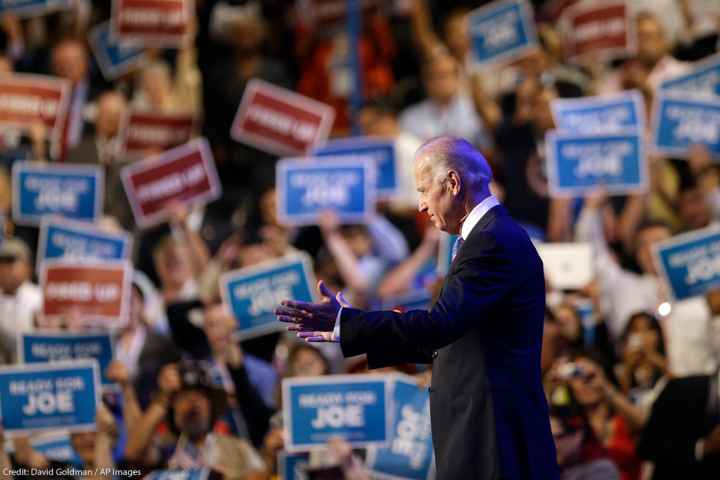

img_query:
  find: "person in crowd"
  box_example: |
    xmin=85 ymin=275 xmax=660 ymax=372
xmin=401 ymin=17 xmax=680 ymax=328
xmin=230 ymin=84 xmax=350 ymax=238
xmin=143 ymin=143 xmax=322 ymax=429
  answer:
xmin=551 ymin=355 xmax=645 ymax=480
xmin=637 ymin=369 xmax=720 ymax=479
xmin=576 ymin=191 xmax=720 ymax=376
xmin=124 ymin=360 xmax=266 ymax=478
xmin=399 ymin=53 xmax=491 ymax=149
xmin=549 ymin=384 xmax=621 ymax=480
xmin=615 ymin=312 xmax=669 ymax=412
xmin=115 ymin=280 xmax=182 ymax=407
xmin=0 ymin=238 xmax=40 ymax=364
xmin=598 ymin=11 xmax=689 ymax=109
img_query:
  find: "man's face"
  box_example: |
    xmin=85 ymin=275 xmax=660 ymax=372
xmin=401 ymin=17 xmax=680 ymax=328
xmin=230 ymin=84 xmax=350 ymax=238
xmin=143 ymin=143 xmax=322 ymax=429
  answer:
xmin=415 ymin=158 xmax=461 ymax=233
xmin=679 ymin=189 xmax=711 ymax=231
xmin=635 ymin=225 xmax=671 ymax=275
xmin=203 ymin=304 xmax=235 ymax=349
xmin=0 ymin=258 xmax=29 ymax=295
xmin=424 ymin=56 xmax=459 ymax=104
xmin=51 ymin=42 xmax=88 ymax=83
xmin=174 ymin=390 xmax=212 ymax=441
xmin=155 ymin=243 xmax=191 ymax=290
xmin=636 ymin=16 xmax=667 ymax=66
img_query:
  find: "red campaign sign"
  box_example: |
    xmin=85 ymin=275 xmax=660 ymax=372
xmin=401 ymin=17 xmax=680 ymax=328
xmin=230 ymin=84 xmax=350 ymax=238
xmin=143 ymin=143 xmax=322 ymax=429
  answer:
xmin=296 ymin=0 xmax=381 ymax=28
xmin=0 ymin=74 xmax=70 ymax=148
xmin=120 ymin=138 xmax=221 ymax=227
xmin=230 ymin=79 xmax=335 ymax=156
xmin=41 ymin=261 xmax=132 ymax=326
xmin=566 ymin=1 xmax=634 ymax=60
xmin=120 ymin=110 xmax=196 ymax=157
xmin=111 ymin=0 xmax=192 ymax=47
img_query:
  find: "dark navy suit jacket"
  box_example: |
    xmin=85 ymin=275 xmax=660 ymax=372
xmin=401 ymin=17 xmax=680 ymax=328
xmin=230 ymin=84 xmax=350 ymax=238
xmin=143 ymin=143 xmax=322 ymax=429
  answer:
xmin=340 ymin=205 xmax=559 ymax=479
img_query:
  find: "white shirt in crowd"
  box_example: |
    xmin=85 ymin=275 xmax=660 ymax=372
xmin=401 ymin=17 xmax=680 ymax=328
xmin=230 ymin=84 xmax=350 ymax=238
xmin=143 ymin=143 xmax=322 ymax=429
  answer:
xmin=0 ymin=282 xmax=41 ymax=363
xmin=576 ymin=208 xmax=720 ymax=376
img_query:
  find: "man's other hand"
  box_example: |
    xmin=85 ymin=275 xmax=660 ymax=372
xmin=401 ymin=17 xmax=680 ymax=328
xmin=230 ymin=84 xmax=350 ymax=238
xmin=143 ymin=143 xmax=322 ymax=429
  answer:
xmin=276 ymin=280 xmax=350 ymax=342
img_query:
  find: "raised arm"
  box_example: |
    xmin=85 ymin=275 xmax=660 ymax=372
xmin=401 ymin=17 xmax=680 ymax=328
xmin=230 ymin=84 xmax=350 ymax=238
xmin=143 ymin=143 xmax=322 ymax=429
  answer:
xmin=378 ymin=227 xmax=439 ymax=298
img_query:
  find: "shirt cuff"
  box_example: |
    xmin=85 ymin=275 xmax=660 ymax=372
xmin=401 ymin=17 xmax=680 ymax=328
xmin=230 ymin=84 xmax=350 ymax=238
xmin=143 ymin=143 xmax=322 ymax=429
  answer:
xmin=332 ymin=307 xmax=343 ymax=342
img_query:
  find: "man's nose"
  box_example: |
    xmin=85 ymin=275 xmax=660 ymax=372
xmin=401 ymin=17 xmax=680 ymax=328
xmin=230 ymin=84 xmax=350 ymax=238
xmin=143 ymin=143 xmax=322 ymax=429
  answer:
xmin=418 ymin=201 xmax=427 ymax=213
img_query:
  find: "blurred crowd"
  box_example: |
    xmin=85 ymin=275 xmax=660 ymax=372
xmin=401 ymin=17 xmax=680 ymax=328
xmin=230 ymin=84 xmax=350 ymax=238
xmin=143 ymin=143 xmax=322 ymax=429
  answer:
xmin=1 ymin=0 xmax=720 ymax=479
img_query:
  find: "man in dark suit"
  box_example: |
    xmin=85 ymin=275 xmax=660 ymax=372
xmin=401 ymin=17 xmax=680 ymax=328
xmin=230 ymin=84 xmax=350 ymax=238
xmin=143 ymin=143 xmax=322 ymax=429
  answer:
xmin=636 ymin=372 xmax=720 ymax=479
xmin=276 ymin=136 xmax=558 ymax=479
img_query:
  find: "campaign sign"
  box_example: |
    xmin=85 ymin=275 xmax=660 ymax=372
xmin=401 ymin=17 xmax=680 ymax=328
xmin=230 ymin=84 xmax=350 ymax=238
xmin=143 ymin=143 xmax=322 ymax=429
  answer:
xmin=0 ymin=74 xmax=70 ymax=151
xmin=88 ymin=21 xmax=146 ymax=81
xmin=551 ymin=91 xmax=644 ymax=134
xmin=437 ymin=233 xmax=460 ymax=276
xmin=381 ymin=289 xmax=432 ymax=312
xmin=0 ymin=361 xmax=99 ymax=436
xmin=277 ymin=452 xmax=309 ymax=480
xmin=536 ymin=242 xmax=593 ymax=290
xmin=276 ymin=157 xmax=375 ymax=226
xmin=296 ymin=0 xmax=381 ymax=28
xmin=0 ymin=0 xmax=72 ymax=17
xmin=40 ymin=261 xmax=132 ymax=326
xmin=660 ymin=53 xmax=720 ymax=98
xmin=564 ymin=1 xmax=634 ymax=61
xmin=469 ymin=0 xmax=537 ymax=66
xmin=38 ymin=218 xmax=132 ymax=270
xmin=120 ymin=110 xmax=196 ymax=157
xmin=111 ymin=0 xmax=192 ymax=47
xmin=121 ymin=138 xmax=221 ymax=228
xmin=31 ymin=432 xmax=83 ymax=465
xmin=19 ymin=332 xmax=115 ymax=387
xmin=546 ymin=129 xmax=646 ymax=197
xmin=652 ymin=227 xmax=720 ymax=301
xmin=12 ymin=162 xmax=104 ymax=226
xmin=313 ymin=137 xmax=397 ymax=198
xmin=652 ymin=95 xmax=720 ymax=158
xmin=230 ymin=79 xmax=335 ymax=156
xmin=220 ymin=256 xmax=316 ymax=340
xmin=145 ymin=469 xmax=211 ymax=480
xmin=366 ymin=376 xmax=434 ymax=480
xmin=283 ymin=374 xmax=391 ymax=451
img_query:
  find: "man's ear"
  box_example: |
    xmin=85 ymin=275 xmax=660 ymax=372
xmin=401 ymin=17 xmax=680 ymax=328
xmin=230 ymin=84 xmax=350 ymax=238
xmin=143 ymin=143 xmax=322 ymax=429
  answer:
xmin=447 ymin=170 xmax=462 ymax=196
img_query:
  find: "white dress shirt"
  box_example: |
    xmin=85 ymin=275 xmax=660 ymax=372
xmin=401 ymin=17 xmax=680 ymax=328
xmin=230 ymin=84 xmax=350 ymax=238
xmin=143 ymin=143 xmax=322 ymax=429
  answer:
xmin=332 ymin=195 xmax=500 ymax=341
xmin=0 ymin=282 xmax=41 ymax=363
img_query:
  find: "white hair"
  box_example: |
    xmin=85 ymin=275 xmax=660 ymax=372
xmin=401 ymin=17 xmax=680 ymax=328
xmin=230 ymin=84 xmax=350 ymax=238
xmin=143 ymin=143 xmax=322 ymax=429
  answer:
xmin=416 ymin=136 xmax=492 ymax=192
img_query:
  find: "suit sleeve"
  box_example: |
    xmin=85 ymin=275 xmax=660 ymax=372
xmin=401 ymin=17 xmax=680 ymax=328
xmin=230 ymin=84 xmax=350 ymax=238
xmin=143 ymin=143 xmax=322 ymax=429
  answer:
xmin=340 ymin=231 xmax=519 ymax=364
xmin=636 ymin=378 xmax=708 ymax=469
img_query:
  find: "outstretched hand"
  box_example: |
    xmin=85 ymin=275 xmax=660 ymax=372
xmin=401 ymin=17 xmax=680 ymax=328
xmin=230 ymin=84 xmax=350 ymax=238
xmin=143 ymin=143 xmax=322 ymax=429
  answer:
xmin=275 ymin=280 xmax=351 ymax=342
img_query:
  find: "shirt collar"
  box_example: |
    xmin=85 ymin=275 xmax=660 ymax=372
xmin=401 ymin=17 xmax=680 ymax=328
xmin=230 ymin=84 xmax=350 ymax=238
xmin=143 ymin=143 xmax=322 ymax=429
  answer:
xmin=460 ymin=195 xmax=499 ymax=240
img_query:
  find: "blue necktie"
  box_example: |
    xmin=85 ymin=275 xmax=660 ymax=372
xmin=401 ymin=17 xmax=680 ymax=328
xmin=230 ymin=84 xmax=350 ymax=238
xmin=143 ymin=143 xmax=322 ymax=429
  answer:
xmin=451 ymin=236 xmax=464 ymax=261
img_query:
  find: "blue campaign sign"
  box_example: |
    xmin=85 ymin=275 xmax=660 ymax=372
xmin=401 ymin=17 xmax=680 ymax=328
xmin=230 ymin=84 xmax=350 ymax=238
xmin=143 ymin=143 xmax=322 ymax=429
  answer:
xmin=546 ymin=129 xmax=646 ymax=197
xmin=220 ymin=255 xmax=317 ymax=340
xmin=12 ymin=162 xmax=104 ymax=226
xmin=0 ymin=360 xmax=99 ymax=435
xmin=38 ymin=218 xmax=131 ymax=271
xmin=652 ymin=227 xmax=720 ymax=301
xmin=31 ymin=433 xmax=83 ymax=465
xmin=0 ymin=0 xmax=71 ymax=17
xmin=381 ymin=289 xmax=432 ymax=312
xmin=19 ymin=332 xmax=115 ymax=388
xmin=367 ymin=376 xmax=434 ymax=480
xmin=313 ymin=137 xmax=397 ymax=198
xmin=283 ymin=374 xmax=391 ymax=451
xmin=88 ymin=21 xmax=146 ymax=81
xmin=660 ymin=54 xmax=720 ymax=98
xmin=145 ymin=469 xmax=211 ymax=480
xmin=469 ymin=0 xmax=537 ymax=65
xmin=277 ymin=452 xmax=309 ymax=480
xmin=652 ymin=95 xmax=720 ymax=158
xmin=551 ymin=91 xmax=644 ymax=133
xmin=437 ymin=233 xmax=460 ymax=276
xmin=276 ymin=157 xmax=375 ymax=226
